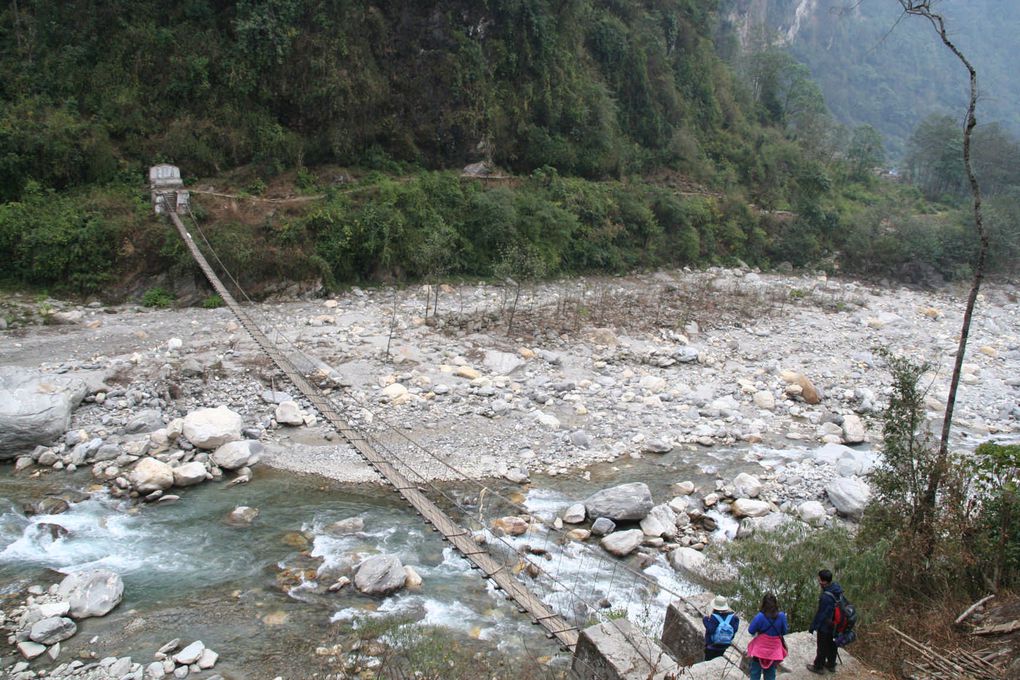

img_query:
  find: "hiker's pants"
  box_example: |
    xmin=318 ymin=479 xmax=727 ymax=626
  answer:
xmin=813 ymin=630 xmax=837 ymax=670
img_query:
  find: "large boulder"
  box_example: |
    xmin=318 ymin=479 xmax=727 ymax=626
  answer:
xmin=669 ymin=548 xmax=736 ymax=586
xmin=354 ymin=555 xmax=406 ymax=595
xmin=210 ymin=440 xmax=262 ymax=470
xmin=182 ymin=407 xmax=242 ymax=449
xmin=29 ymin=616 xmax=77 ymax=644
xmin=640 ymin=504 xmax=678 ymax=539
xmin=0 ymin=367 xmax=87 ymax=459
xmin=841 ymin=414 xmax=866 ymax=444
xmin=826 ymin=477 xmax=871 ymax=518
xmin=731 ymin=499 xmax=771 ymax=518
xmin=129 ymin=458 xmax=174 ymax=493
xmin=57 ymin=570 xmax=124 ymax=619
xmin=583 ymin=483 xmax=654 ymax=522
xmin=600 ymin=529 xmax=645 ymax=557
xmin=732 ymin=473 xmax=763 ymax=498
xmin=798 ymin=501 xmax=828 ymax=528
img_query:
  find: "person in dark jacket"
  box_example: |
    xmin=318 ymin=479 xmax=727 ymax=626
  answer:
xmin=703 ymin=595 xmax=740 ymax=661
xmin=807 ymin=569 xmax=843 ymax=673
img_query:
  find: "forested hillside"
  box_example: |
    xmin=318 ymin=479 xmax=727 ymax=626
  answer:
xmin=722 ymin=0 xmax=1020 ymax=159
xmin=0 ymin=1 xmax=1015 ymax=300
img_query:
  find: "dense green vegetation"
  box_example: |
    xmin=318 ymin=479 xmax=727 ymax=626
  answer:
xmin=0 ymin=1 xmax=1016 ymax=299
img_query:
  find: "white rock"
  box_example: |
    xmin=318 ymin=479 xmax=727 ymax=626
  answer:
xmin=826 ymin=477 xmax=871 ymax=518
xmin=182 ymin=407 xmax=242 ymax=449
xmin=731 ymin=498 xmax=771 ymax=518
xmin=640 ymin=504 xmax=678 ymax=539
xmin=145 ymin=661 xmax=167 ymax=679
xmin=403 ymin=565 xmax=423 ymax=589
xmin=173 ymin=641 xmax=205 ymax=665
xmin=562 ymin=503 xmax=586 ymax=524
xmin=380 ymin=383 xmax=408 ymax=400
xmin=129 ymin=458 xmax=174 ymax=492
xmin=753 ymin=390 xmax=776 ymax=410
xmin=798 ymin=501 xmax=827 ymax=527
xmin=600 ymin=529 xmax=645 ymax=556
xmin=197 ymin=648 xmax=218 ymax=669
xmin=172 ymin=462 xmax=207 ymax=487
xmin=58 ymin=570 xmax=124 ymax=619
xmin=732 ymin=473 xmax=762 ymax=498
xmin=841 ymin=414 xmax=866 ymax=444
xmin=534 ymin=411 xmax=560 ymax=429
xmin=275 ymin=401 xmax=306 ymax=426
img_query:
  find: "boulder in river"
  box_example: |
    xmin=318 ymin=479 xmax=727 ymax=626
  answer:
xmin=354 ymin=555 xmax=406 ymax=595
xmin=172 ymin=461 xmax=208 ymax=487
xmin=0 ymin=367 xmax=88 ymax=459
xmin=29 ymin=616 xmax=77 ymax=644
xmin=583 ymin=482 xmax=654 ymax=522
xmin=57 ymin=569 xmax=124 ymax=619
xmin=600 ymin=529 xmax=644 ymax=557
xmin=130 ymin=458 xmax=174 ymax=493
xmin=210 ymin=440 xmax=262 ymax=470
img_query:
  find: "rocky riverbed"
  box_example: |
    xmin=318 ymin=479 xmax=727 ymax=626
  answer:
xmin=1 ymin=267 xmax=1018 ymax=677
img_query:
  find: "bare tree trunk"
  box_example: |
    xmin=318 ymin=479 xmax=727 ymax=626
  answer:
xmin=899 ymin=2 xmax=989 ymax=513
xmin=386 ymin=287 xmax=399 ymax=359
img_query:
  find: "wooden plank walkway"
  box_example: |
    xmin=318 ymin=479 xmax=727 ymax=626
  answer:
xmin=166 ymin=210 xmax=579 ymax=651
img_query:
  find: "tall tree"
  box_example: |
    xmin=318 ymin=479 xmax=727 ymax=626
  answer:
xmin=896 ymin=1 xmax=989 ymax=530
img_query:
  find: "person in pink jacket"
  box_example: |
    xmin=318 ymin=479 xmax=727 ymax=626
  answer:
xmin=745 ymin=593 xmax=789 ymax=680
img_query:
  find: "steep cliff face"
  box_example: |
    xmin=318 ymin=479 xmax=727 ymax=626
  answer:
xmin=722 ymin=0 xmax=1020 ymax=156
xmin=724 ymin=0 xmax=820 ymax=48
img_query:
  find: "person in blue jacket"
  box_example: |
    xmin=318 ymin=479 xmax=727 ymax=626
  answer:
xmin=807 ymin=569 xmax=844 ymax=673
xmin=746 ymin=592 xmax=789 ymax=680
xmin=703 ymin=595 xmax=740 ymax=661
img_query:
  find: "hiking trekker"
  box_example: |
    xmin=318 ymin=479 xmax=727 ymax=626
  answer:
xmin=807 ymin=569 xmax=843 ymax=673
xmin=746 ymin=592 xmax=789 ymax=680
xmin=702 ymin=595 xmax=740 ymax=661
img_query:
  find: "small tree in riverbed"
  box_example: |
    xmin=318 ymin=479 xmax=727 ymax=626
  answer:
xmin=894 ymin=0 xmax=990 ymax=556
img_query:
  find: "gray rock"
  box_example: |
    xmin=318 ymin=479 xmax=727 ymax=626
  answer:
xmin=569 ymin=430 xmax=592 ymax=449
xmin=354 ymin=555 xmax=406 ymax=595
xmin=583 ymin=482 xmax=653 ymax=521
xmin=17 ymin=640 xmax=47 ymax=660
xmin=261 ymin=390 xmax=293 ymax=405
xmin=841 ymin=414 xmax=866 ymax=444
xmin=123 ymin=410 xmax=164 ymax=434
xmin=669 ymin=547 xmax=737 ymax=585
xmin=29 ymin=616 xmax=77 ymax=644
xmin=210 ymin=440 xmax=262 ymax=470
xmin=57 ymin=570 xmax=124 ymax=619
xmin=0 ymin=367 xmax=87 ymax=459
xmin=590 ymin=517 xmax=616 ymax=536
xmin=172 ymin=461 xmax=207 ymax=487
xmin=483 ymin=350 xmax=525 ymax=375
xmin=145 ymin=661 xmax=167 ymax=679
xmin=108 ymin=656 xmax=133 ymax=677
xmin=640 ymin=504 xmax=678 ymax=538
xmin=642 ymin=439 xmax=673 ymax=454
xmin=600 ymin=529 xmax=645 ymax=557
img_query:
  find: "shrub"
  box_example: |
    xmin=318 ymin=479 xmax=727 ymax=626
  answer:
xmin=714 ymin=524 xmax=889 ymax=630
xmin=201 ymin=294 xmax=224 ymax=309
xmin=141 ymin=287 xmax=175 ymax=308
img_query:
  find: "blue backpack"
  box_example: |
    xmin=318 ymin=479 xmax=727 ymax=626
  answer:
xmin=711 ymin=613 xmax=735 ymax=645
